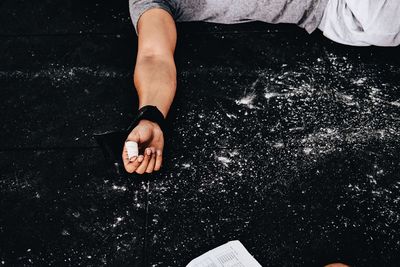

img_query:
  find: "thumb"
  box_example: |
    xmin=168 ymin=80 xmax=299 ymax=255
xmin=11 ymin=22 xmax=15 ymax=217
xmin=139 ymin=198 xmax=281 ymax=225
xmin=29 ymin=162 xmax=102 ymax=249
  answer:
xmin=126 ymin=130 xmax=140 ymax=143
xmin=124 ymin=131 xmax=140 ymax=162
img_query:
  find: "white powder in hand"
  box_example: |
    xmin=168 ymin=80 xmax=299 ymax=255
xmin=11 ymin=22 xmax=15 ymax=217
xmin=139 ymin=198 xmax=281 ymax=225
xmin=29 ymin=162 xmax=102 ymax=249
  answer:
xmin=126 ymin=141 xmax=138 ymax=159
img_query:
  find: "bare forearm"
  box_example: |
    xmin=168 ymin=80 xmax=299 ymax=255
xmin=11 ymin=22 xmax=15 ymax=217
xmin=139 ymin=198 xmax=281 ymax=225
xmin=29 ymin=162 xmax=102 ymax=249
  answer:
xmin=123 ymin=8 xmax=176 ymax=174
xmin=134 ymin=55 xmax=176 ymax=118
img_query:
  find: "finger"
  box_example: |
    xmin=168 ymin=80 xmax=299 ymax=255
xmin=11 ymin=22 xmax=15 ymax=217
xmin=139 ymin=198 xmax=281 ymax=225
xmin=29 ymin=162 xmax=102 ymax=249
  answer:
xmin=123 ymin=146 xmax=142 ymax=173
xmin=145 ymin=148 xmax=156 ymax=173
xmin=122 ymin=131 xmax=141 ymax=173
xmin=135 ymin=148 xmax=152 ymax=174
xmin=122 ymin=142 xmax=137 ymax=161
xmin=154 ymin=149 xmax=163 ymax=171
xmin=128 ymin=156 xmax=143 ymax=173
xmin=122 ymin=144 xmax=130 ymax=168
xmin=126 ymin=141 xmax=139 ymax=160
xmin=122 ymin=144 xmax=136 ymax=173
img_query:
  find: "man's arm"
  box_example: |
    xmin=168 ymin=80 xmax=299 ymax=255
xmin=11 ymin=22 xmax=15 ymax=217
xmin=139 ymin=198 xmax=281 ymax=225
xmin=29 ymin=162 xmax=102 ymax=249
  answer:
xmin=122 ymin=8 xmax=177 ymax=174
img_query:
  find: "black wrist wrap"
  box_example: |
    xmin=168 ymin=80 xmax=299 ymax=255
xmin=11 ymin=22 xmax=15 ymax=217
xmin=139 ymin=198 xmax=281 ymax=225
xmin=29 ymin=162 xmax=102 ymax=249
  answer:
xmin=127 ymin=105 xmax=166 ymax=133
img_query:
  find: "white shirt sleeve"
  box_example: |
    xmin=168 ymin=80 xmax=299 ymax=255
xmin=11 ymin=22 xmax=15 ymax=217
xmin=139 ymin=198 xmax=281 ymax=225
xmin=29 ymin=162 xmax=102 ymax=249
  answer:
xmin=318 ymin=0 xmax=400 ymax=47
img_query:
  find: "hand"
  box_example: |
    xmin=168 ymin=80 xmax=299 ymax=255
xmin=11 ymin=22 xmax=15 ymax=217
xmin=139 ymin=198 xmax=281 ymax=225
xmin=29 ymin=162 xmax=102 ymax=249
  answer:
xmin=122 ymin=119 xmax=164 ymax=174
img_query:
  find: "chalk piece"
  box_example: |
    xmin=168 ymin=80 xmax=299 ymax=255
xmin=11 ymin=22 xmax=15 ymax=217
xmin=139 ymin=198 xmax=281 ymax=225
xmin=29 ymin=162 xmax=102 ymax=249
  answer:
xmin=126 ymin=141 xmax=138 ymax=159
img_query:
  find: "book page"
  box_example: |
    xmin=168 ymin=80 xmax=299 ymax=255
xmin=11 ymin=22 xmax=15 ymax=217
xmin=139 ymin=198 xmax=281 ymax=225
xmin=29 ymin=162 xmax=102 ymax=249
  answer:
xmin=186 ymin=240 xmax=262 ymax=267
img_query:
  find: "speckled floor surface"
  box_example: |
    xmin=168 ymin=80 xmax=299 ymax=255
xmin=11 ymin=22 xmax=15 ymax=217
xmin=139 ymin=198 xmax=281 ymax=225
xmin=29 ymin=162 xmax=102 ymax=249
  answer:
xmin=1 ymin=0 xmax=400 ymax=266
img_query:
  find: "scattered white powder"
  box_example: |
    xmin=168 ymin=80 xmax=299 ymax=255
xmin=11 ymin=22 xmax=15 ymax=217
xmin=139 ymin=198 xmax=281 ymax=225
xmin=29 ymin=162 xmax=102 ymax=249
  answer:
xmin=390 ymin=101 xmax=400 ymax=107
xmin=217 ymin=156 xmax=232 ymax=167
xmin=112 ymin=217 xmax=124 ymax=228
xmin=182 ymin=163 xmax=191 ymax=169
xmin=226 ymin=113 xmax=238 ymax=119
xmin=303 ymin=147 xmax=313 ymax=155
xmin=353 ymin=77 xmax=367 ymax=85
xmin=112 ymin=185 xmax=127 ymax=192
xmin=273 ymin=142 xmax=284 ymax=148
xmin=235 ymin=94 xmax=256 ymax=109
xmin=264 ymin=92 xmax=280 ymax=99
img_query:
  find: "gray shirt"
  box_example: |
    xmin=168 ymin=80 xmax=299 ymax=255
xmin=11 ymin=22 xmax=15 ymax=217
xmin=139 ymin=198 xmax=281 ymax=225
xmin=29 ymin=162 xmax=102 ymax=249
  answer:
xmin=129 ymin=0 xmax=329 ymax=34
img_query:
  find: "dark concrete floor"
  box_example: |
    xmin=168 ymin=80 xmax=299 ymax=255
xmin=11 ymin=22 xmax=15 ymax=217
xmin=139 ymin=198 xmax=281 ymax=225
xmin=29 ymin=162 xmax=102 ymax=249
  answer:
xmin=1 ymin=0 xmax=400 ymax=266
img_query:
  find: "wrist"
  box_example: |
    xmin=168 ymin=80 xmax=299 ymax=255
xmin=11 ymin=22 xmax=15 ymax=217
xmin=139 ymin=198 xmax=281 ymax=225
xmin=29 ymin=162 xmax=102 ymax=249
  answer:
xmin=138 ymin=103 xmax=168 ymax=118
xmin=137 ymin=120 xmax=163 ymax=137
xmin=127 ymin=105 xmax=167 ymax=134
xmin=138 ymin=119 xmax=158 ymax=128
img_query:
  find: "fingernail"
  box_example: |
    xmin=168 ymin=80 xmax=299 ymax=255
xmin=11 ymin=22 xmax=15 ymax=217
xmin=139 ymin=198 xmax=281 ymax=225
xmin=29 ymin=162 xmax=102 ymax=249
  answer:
xmin=138 ymin=156 xmax=144 ymax=162
xmin=129 ymin=156 xmax=137 ymax=162
xmin=146 ymin=149 xmax=151 ymax=156
xmin=156 ymin=150 xmax=162 ymax=156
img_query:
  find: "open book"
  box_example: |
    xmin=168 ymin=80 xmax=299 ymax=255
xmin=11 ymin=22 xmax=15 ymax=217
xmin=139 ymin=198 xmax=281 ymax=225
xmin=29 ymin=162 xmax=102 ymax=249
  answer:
xmin=186 ymin=240 xmax=262 ymax=267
